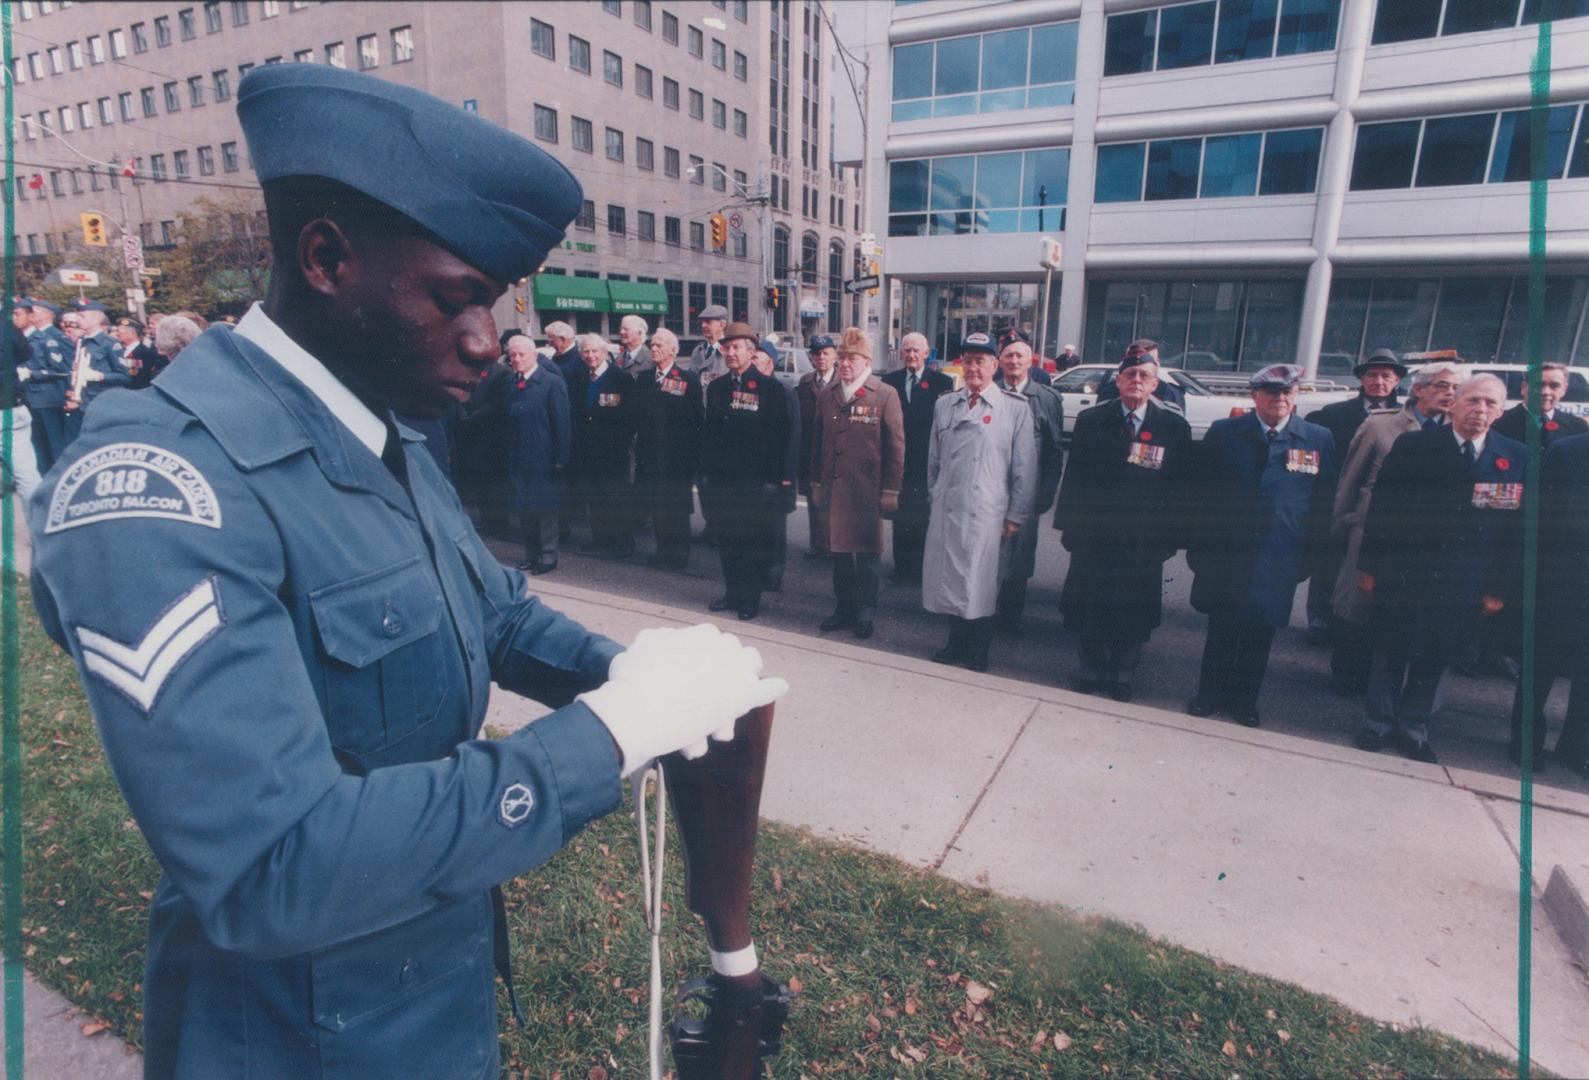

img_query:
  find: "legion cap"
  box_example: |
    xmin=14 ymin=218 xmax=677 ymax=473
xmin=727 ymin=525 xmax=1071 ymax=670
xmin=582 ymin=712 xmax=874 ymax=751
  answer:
xmin=959 ymin=331 xmax=998 ymax=356
xmin=808 ymin=333 xmax=835 ymax=351
xmin=1249 ymin=363 xmax=1303 ymax=390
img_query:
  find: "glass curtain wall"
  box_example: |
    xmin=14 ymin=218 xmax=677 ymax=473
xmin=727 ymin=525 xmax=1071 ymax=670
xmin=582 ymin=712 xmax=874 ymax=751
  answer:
xmin=1082 ymin=278 xmax=1304 ymax=372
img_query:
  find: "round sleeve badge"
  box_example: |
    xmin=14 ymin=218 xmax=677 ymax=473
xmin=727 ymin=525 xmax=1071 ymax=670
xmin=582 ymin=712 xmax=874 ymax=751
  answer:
xmin=498 ymin=782 xmax=535 ymax=828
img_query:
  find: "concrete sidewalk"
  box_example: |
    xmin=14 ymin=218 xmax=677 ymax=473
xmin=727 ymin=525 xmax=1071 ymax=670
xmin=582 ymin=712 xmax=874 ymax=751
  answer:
xmin=493 ymin=576 xmax=1589 ymax=1077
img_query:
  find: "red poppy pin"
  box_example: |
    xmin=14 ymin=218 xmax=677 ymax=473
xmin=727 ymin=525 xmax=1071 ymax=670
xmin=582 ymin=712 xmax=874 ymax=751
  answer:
xmin=1496 ymin=457 xmax=1511 ymax=471
xmin=857 ymin=387 xmax=867 ymax=398
xmin=517 ymin=378 xmax=527 ymax=390
xmin=747 ymin=379 xmax=757 ymax=390
xmin=1546 ymin=420 xmax=1560 ymax=431
xmin=982 ymin=414 xmax=992 ymax=425
xmin=1139 ymin=430 xmax=1152 ymax=442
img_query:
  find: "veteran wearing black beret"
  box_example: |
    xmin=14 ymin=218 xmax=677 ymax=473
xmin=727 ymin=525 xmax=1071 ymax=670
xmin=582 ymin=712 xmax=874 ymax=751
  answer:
xmin=27 ymin=62 xmax=785 ymax=1079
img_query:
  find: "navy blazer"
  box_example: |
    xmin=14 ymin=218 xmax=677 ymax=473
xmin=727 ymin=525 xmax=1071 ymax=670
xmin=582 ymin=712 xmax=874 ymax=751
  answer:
xmin=881 ymin=367 xmax=949 ymax=496
xmin=1188 ymin=412 xmax=1338 ymax=626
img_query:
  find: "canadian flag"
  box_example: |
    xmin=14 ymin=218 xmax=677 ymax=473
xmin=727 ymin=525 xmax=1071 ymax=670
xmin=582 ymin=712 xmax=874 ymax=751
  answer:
xmin=121 ymin=158 xmax=138 ymax=178
xmin=26 ymin=174 xmax=43 ymax=190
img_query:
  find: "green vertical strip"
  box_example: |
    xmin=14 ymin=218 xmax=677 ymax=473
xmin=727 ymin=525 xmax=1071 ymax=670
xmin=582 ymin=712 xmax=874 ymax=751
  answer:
xmin=0 ymin=2 xmax=20 ymax=1077
xmin=1517 ymin=9 xmax=1553 ymax=1080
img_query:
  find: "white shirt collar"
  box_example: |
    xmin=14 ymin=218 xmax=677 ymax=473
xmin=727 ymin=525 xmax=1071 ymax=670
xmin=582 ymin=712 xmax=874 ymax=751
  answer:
xmin=655 ymin=360 xmax=674 ymax=378
xmin=1122 ymin=401 xmax=1147 ymax=423
xmin=590 ymin=360 xmax=610 ymax=381
xmin=1452 ymin=428 xmax=1486 ymax=457
xmin=1264 ymin=413 xmax=1292 ymax=436
xmin=234 ymin=302 xmax=387 ymax=457
xmin=1009 ymin=375 xmax=1029 ymax=396
xmin=841 ymin=372 xmax=871 ymax=401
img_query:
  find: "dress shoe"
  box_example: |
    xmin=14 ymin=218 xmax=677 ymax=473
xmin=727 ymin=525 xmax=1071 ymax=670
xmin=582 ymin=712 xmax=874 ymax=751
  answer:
xmin=1108 ymin=683 xmax=1134 ymax=703
xmin=1403 ymin=740 xmax=1439 ymax=764
xmin=1231 ymin=710 xmax=1261 ymax=728
xmin=530 ymin=560 xmax=557 ymax=576
xmin=931 ymin=646 xmax=960 ymax=665
xmin=709 ymin=596 xmax=733 ymax=612
xmin=1186 ymin=697 xmax=1220 ymax=718
xmin=819 ymin=612 xmax=852 ymax=633
xmin=1353 ymin=730 xmax=1386 ymax=752
xmin=737 ymin=603 xmax=759 ymax=621
xmin=852 ymin=621 xmax=874 ymax=640
xmin=965 ymin=651 xmax=990 ymax=673
xmin=516 ymin=559 xmax=535 ymax=571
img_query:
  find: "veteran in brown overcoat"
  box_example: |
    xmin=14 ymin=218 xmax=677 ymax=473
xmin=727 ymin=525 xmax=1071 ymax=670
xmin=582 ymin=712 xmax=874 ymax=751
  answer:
xmin=810 ymin=327 xmax=905 ymax=638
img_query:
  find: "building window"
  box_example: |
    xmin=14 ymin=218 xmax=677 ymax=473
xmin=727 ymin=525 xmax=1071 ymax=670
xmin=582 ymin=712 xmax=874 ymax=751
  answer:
xmin=577 ymin=200 xmax=596 ymax=230
xmin=606 ymin=127 xmax=625 ymax=161
xmin=179 ymin=8 xmax=197 ymax=39
xmin=534 ymin=104 xmax=558 ymax=142
xmin=154 ymin=15 xmax=172 ymax=46
xmin=221 ymin=141 xmax=239 ymax=171
xmin=689 ymin=89 xmax=704 ymax=120
xmin=294 ymin=48 xmax=312 ymax=62
xmin=712 ymin=38 xmax=726 ymax=69
xmin=462 ymin=99 xmax=478 ymax=114
xmin=636 ymin=64 xmax=653 ymax=98
xmin=357 ymin=34 xmax=378 ymax=69
xmin=712 ymin=162 xmax=728 ymax=191
xmin=636 ymin=137 xmax=655 ymax=170
xmin=892 ymin=21 xmax=1080 ymax=122
xmin=174 ymin=150 xmax=190 ymax=179
xmin=634 ymin=0 xmax=652 ymax=31
xmin=662 ymin=11 xmax=679 ymax=44
xmin=325 ymin=41 xmax=345 ymax=67
xmin=392 ymin=25 xmax=414 ymax=62
xmin=572 ymin=116 xmax=593 ymax=152
xmin=205 ymin=1 xmax=222 ymax=32
xmin=1082 ymin=278 xmax=1304 ymax=372
xmin=712 ymin=99 xmax=727 ymax=128
xmin=57 ymin=106 xmax=73 ymax=133
xmin=570 ymin=35 xmax=591 ymax=73
xmin=76 ymin=101 xmax=92 ymax=129
xmin=688 ymin=25 xmax=704 ymax=57
xmin=690 ymin=221 xmax=706 ymax=251
xmin=531 ymin=18 xmax=555 ymax=58
xmin=638 ymin=210 xmax=656 ymax=240
xmin=734 ymin=50 xmax=747 ymax=80
xmin=1350 ymin=104 xmax=1584 ymax=190
xmin=231 ymin=0 xmax=248 ymax=25
xmin=109 ymin=29 xmax=126 ymax=58
xmin=164 ymin=82 xmax=182 ymax=112
xmin=130 ymin=23 xmax=149 ymax=53
xmin=198 ymin=145 xmax=215 ymax=175
xmin=97 ymin=96 xmax=113 ymax=124
xmin=261 ymin=0 xmax=280 ymax=17
xmin=689 ymin=154 xmax=705 ymax=183
xmin=734 ymin=0 xmax=748 ymax=21
xmin=1093 ymin=127 xmax=1324 ymax=202
xmin=603 ymin=50 xmax=622 ymax=86
xmin=66 ymin=39 xmax=82 ymax=68
xmin=889 ymin=148 xmax=1072 ymax=236
xmin=1371 ymin=0 xmax=1585 ymax=44
xmin=772 ymin=226 xmax=790 ymax=281
xmin=602 ymin=0 xmax=621 ymax=14
xmin=608 ymin=204 xmax=626 ymax=235
xmin=663 ymin=77 xmax=679 ymax=110
xmin=733 ymin=108 xmax=748 ymax=137
xmin=664 ymin=146 xmax=681 ymax=177
xmin=665 ymin=216 xmax=681 ymax=245
xmin=213 ymin=69 xmax=232 ymax=99
xmin=86 ymin=34 xmax=104 ymax=63
xmin=150 ymin=155 xmax=167 ymax=182
xmin=119 ymin=91 xmax=135 ymax=121
xmin=1104 ymin=0 xmax=1340 ymax=76
xmin=185 ymin=75 xmax=204 ymax=107
xmin=89 ymin=166 xmax=101 ymax=191
xmin=141 ymin=87 xmax=158 ymax=117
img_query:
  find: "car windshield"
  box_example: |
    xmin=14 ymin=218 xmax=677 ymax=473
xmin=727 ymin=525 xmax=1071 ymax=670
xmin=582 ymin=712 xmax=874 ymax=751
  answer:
xmin=1165 ymin=370 xmax=1211 ymax=396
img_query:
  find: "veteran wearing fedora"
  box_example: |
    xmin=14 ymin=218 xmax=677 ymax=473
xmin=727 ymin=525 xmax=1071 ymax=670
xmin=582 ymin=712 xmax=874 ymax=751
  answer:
xmin=26 ymin=63 xmax=785 ymax=1079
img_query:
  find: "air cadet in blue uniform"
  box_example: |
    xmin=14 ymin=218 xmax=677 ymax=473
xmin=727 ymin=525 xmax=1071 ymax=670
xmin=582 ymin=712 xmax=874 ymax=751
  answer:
xmin=1186 ymin=364 xmax=1337 ymax=728
xmin=64 ymin=303 xmax=132 ymax=437
xmin=16 ymin=297 xmax=74 ymax=471
xmin=28 ymin=63 xmax=785 ymax=1080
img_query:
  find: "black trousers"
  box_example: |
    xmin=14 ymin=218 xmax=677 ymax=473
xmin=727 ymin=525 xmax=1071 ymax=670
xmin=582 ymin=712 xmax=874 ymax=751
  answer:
xmin=716 ymin=496 xmax=776 ymax=609
xmin=519 ymin=512 xmax=558 ymax=564
xmin=581 ymin=468 xmax=633 ymax=551
xmin=892 ymin=496 xmax=929 ymax=581
xmin=765 ymin=511 xmax=787 ymax=589
xmin=28 ymin=406 xmax=67 ymax=473
xmin=944 ymin=615 xmax=995 ymax=661
xmin=996 ymin=577 xmax=1029 ymax=627
xmin=1078 ymin=638 xmax=1144 ymax=686
xmin=806 ymin=499 xmax=829 ymax=556
xmin=1511 ymin=662 xmax=1589 ymax=758
xmin=645 ymin=481 xmax=693 ymax=566
xmin=1196 ymin=612 xmax=1276 ymax=716
xmin=831 ymin=553 xmax=881 ymax=621
xmin=1330 ymin=622 xmax=1374 ymax=687
xmin=1364 ymin=639 xmax=1444 ymax=746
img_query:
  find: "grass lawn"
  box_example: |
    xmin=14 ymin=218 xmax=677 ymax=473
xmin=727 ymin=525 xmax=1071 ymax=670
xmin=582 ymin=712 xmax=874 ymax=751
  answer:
xmin=8 ymin=583 xmax=1531 ymax=1078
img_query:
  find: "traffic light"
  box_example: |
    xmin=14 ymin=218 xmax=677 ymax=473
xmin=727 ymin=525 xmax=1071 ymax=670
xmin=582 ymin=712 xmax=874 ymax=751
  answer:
xmin=80 ymin=212 xmax=108 ymax=247
xmin=764 ymin=285 xmax=780 ymax=309
xmin=141 ymin=274 xmax=156 ymax=297
xmin=709 ymin=213 xmax=727 ymax=251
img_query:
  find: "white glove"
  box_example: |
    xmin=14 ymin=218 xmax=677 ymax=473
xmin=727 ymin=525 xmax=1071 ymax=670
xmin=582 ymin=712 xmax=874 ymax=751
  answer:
xmin=578 ymin=623 xmax=789 ymax=777
xmin=16 ymin=366 xmax=30 ymax=382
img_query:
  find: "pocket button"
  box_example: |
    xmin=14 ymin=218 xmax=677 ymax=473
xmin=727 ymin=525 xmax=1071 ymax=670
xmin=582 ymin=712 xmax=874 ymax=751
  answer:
xmin=381 ymin=603 xmax=405 ymax=638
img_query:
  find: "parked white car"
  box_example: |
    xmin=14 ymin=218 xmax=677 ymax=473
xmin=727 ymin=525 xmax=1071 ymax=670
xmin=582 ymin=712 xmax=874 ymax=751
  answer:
xmin=1050 ymin=365 xmax=1359 ymax=441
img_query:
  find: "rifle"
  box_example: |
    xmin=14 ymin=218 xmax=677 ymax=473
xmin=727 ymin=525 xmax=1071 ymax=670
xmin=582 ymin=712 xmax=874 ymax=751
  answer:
xmin=65 ymin=337 xmax=89 ymax=411
xmin=661 ymin=704 xmax=793 ymax=1078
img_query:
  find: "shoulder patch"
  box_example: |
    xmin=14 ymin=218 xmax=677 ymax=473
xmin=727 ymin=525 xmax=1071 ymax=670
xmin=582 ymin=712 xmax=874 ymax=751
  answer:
xmin=74 ymin=577 xmax=225 ymax=713
xmin=45 ymin=442 xmax=222 ymax=534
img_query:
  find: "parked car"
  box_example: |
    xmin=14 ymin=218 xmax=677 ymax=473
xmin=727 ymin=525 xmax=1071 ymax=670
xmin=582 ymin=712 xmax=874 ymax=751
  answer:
xmin=769 ymin=344 xmax=813 ymax=389
xmin=1049 ymin=365 xmax=1358 ymax=442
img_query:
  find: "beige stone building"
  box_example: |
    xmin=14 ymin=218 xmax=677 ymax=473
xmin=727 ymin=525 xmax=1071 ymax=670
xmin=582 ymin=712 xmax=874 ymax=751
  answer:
xmin=7 ymin=0 xmax=863 ymax=338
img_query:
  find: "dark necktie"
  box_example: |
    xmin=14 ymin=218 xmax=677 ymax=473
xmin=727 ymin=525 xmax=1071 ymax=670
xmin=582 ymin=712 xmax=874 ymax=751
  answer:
xmin=1267 ymin=427 xmax=1278 ymax=443
xmin=1128 ymin=411 xmax=1141 ymax=438
xmin=968 ymin=391 xmax=980 ymax=409
xmin=1423 ymin=416 xmax=1442 ymax=432
xmin=907 ymin=373 xmax=917 ymax=404
xmin=1462 ymin=440 xmax=1476 ymax=466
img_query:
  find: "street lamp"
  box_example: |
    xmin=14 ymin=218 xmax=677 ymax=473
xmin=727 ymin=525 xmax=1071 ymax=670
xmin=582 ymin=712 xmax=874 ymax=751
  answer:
xmin=687 ymin=161 xmax=771 ymax=318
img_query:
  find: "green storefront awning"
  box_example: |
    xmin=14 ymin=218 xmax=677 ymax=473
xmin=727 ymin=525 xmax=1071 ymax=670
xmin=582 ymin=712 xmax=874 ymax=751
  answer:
xmin=607 ymin=279 xmax=670 ymax=315
xmin=532 ymin=274 xmax=612 ymax=312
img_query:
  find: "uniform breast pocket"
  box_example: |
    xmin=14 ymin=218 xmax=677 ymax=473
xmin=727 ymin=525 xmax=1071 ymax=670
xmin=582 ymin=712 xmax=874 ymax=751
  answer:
xmin=309 ymin=556 xmax=448 ymax=757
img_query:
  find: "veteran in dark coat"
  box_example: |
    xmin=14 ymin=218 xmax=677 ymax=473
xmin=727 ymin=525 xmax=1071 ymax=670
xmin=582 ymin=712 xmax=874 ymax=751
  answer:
xmin=797 ymin=334 xmax=840 ymax=559
xmin=881 ymin=331 xmax=945 ymax=584
xmin=811 ymin=327 xmax=904 ymax=638
xmin=633 ymin=327 xmax=701 ymax=569
xmin=754 ymin=338 xmax=802 ymax=592
xmin=1055 ymin=351 xmax=1193 ymax=701
xmin=568 ymin=333 xmax=638 ymax=555
xmin=113 ymin=316 xmax=167 ymax=390
xmin=500 ymin=334 xmax=570 ymax=574
xmin=1187 ymin=364 xmax=1338 ymax=727
xmin=702 ymin=322 xmax=792 ymax=620
xmin=1356 ymin=374 xmax=1523 ymax=763
xmin=1491 ymin=363 xmax=1588 ymax=447
xmin=993 ymin=330 xmax=1064 ymax=635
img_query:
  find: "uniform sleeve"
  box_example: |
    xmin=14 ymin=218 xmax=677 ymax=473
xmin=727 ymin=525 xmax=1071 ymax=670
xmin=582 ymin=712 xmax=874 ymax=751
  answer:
xmin=28 ymin=423 xmax=621 ymax=960
xmin=96 ymin=341 xmax=133 ymax=389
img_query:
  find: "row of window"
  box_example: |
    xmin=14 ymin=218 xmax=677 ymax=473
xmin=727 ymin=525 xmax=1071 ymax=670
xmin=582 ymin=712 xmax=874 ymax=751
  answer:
xmin=1371 ymin=0 xmax=1588 ymax=45
xmin=1350 ymin=102 xmax=1589 ymax=190
xmin=530 ymin=106 xmax=748 ymax=186
xmin=564 ymin=200 xmax=752 ymax=261
xmin=1105 ymin=0 xmax=1340 ymax=76
xmin=1095 ymin=127 xmax=1325 ymax=203
xmin=529 ymin=15 xmax=748 ymax=82
xmin=887 ymin=150 xmax=1071 ymax=237
xmin=891 ymin=21 xmax=1077 ymax=121
xmin=11 ymin=142 xmax=243 ymax=202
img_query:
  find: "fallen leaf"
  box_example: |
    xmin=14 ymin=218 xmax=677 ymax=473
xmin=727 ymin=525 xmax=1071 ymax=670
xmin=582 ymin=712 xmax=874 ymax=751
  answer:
xmin=1221 ymin=1040 xmax=1237 ymax=1058
xmin=80 ymin=1021 xmax=109 ymax=1037
xmin=866 ymin=1014 xmax=882 ymax=1033
xmin=903 ymin=997 xmax=919 ymax=1016
xmin=1277 ymin=1029 xmax=1292 ymax=1044
xmin=964 ymin=981 xmax=992 ymax=1005
xmin=905 ymin=1046 xmax=927 ymax=1062
xmin=587 ymin=1068 xmax=607 ymax=1080
xmin=56 ymin=956 xmax=73 ymax=966
xmin=1265 ymin=1009 xmax=1277 ymax=1020
xmin=1053 ymin=1032 xmax=1072 ymax=1051
xmin=773 ymin=868 xmax=784 ymax=893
